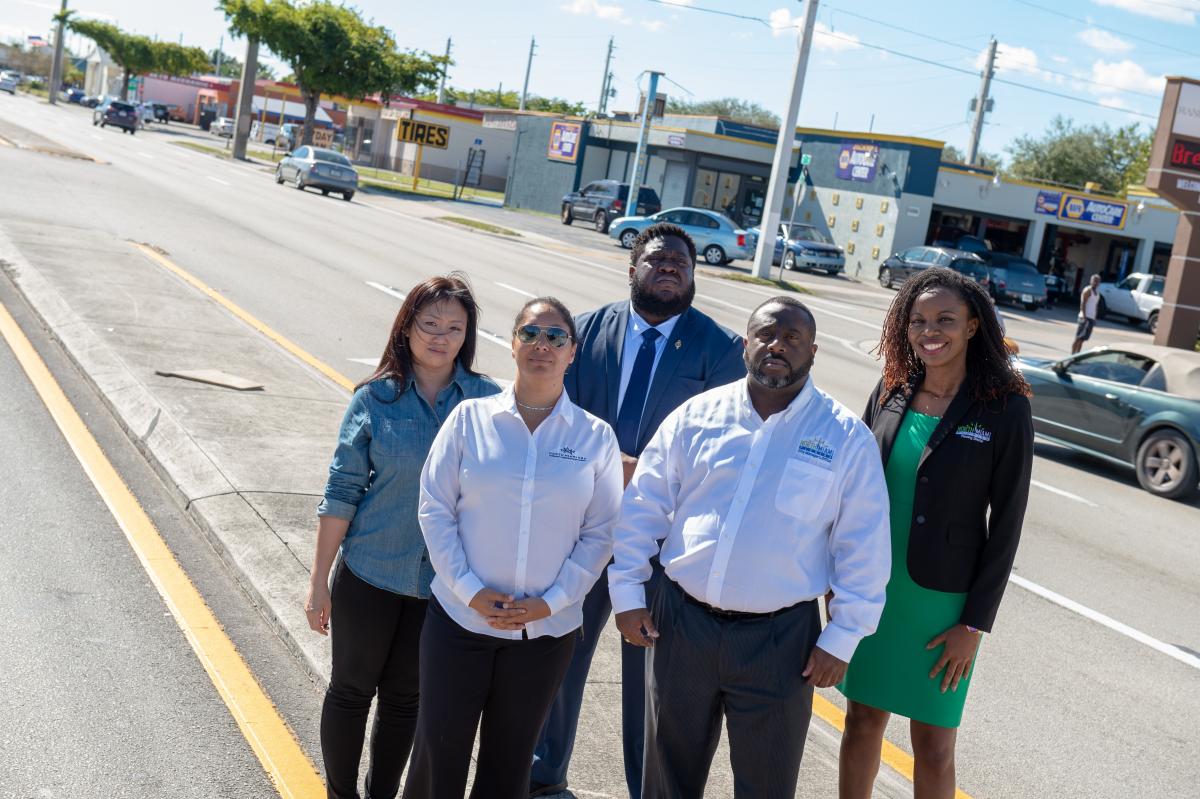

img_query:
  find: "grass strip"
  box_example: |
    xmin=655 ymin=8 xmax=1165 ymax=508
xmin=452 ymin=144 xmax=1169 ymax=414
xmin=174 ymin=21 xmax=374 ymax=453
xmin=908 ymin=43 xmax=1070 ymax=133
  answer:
xmin=438 ymin=216 xmax=520 ymax=237
xmin=706 ymin=270 xmax=814 ymax=295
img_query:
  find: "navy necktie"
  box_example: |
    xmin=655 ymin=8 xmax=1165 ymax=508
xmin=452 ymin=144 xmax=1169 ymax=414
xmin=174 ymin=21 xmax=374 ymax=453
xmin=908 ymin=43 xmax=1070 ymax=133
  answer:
xmin=616 ymin=327 xmax=662 ymax=455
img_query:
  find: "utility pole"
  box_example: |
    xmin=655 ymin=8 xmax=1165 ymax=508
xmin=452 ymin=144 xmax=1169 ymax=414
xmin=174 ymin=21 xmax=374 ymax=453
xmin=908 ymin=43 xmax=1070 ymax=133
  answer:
xmin=519 ymin=36 xmax=536 ymax=111
xmin=967 ymin=37 xmax=997 ymax=166
xmin=497 ymin=81 xmax=503 ymax=107
xmin=436 ymin=37 xmax=452 ymax=104
xmin=48 ymin=0 xmax=68 ymax=106
xmin=231 ymin=35 xmax=259 ymax=161
xmin=216 ymin=33 xmax=224 ymax=75
xmin=627 ymin=70 xmax=662 ymax=222
xmin=597 ymin=36 xmax=614 ymax=115
xmin=751 ymin=0 xmax=819 ymax=279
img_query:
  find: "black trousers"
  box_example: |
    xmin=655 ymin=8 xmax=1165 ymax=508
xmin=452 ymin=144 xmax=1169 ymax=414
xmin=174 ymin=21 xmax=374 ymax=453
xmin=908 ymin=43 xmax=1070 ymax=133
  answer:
xmin=321 ymin=561 xmax=428 ymax=799
xmin=643 ymin=580 xmax=821 ymax=799
xmin=402 ymin=599 xmax=577 ymax=799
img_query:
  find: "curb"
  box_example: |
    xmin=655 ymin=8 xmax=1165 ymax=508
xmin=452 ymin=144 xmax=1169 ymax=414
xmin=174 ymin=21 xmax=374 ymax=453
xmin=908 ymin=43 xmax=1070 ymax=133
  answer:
xmin=0 ymin=228 xmax=332 ymax=688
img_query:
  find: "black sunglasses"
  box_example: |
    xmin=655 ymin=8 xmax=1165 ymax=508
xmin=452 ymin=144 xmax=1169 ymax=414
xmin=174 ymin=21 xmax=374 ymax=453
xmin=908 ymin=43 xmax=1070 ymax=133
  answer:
xmin=515 ymin=324 xmax=573 ymax=348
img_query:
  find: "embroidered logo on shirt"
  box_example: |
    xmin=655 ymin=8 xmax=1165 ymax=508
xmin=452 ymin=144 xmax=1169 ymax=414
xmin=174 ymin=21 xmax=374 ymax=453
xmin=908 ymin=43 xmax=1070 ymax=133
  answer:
xmin=797 ymin=437 xmax=836 ymax=463
xmin=955 ymin=423 xmax=992 ymax=443
xmin=548 ymin=445 xmax=588 ymax=462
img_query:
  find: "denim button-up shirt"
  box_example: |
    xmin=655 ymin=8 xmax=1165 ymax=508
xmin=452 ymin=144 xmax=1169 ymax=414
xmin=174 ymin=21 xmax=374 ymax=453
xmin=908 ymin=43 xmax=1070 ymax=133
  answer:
xmin=318 ymin=365 xmax=501 ymax=597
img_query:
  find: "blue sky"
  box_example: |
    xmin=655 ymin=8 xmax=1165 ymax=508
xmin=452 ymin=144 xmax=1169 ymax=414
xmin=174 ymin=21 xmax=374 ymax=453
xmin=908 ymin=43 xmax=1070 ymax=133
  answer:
xmin=7 ymin=0 xmax=1200 ymax=159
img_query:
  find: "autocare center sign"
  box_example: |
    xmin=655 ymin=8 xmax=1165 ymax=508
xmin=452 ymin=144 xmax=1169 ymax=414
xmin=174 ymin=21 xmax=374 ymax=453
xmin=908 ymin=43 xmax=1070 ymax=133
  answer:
xmin=1034 ymin=190 xmax=1128 ymax=229
xmin=836 ymin=142 xmax=879 ymax=182
xmin=547 ymin=121 xmax=582 ymax=163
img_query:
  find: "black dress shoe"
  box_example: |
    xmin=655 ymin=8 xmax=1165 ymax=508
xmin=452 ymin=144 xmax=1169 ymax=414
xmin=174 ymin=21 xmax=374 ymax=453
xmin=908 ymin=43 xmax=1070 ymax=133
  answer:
xmin=528 ymin=780 xmax=568 ymax=798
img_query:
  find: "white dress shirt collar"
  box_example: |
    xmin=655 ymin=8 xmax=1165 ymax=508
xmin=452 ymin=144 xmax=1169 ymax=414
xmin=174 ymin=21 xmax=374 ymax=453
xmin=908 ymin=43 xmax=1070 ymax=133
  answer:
xmin=627 ymin=303 xmax=681 ymax=344
xmin=738 ymin=375 xmax=816 ymax=425
xmin=495 ymin=385 xmax=577 ymax=426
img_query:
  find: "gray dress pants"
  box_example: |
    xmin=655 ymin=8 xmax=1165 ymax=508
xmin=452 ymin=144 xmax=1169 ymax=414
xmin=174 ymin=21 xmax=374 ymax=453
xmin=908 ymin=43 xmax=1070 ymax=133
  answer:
xmin=643 ymin=579 xmax=821 ymax=799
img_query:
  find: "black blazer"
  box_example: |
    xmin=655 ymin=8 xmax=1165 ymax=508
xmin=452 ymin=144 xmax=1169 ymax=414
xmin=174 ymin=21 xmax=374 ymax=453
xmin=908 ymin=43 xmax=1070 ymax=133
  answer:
xmin=863 ymin=378 xmax=1034 ymax=632
xmin=564 ymin=301 xmax=745 ymax=455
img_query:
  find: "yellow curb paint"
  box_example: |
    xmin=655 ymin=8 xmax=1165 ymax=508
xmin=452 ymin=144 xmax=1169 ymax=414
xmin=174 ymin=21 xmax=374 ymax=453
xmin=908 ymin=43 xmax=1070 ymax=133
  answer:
xmin=0 ymin=300 xmax=325 ymax=799
xmin=131 ymin=243 xmax=355 ymax=392
xmin=126 ymin=242 xmax=974 ymax=798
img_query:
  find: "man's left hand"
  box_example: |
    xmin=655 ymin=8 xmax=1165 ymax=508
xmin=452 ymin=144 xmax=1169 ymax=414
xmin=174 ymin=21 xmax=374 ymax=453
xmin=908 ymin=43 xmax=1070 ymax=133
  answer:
xmin=802 ymin=646 xmax=848 ymax=687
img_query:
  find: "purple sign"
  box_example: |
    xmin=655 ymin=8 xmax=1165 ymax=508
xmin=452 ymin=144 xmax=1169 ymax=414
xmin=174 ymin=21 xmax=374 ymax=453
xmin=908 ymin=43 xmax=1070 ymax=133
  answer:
xmin=547 ymin=121 xmax=582 ymax=163
xmin=836 ymin=142 xmax=879 ymax=182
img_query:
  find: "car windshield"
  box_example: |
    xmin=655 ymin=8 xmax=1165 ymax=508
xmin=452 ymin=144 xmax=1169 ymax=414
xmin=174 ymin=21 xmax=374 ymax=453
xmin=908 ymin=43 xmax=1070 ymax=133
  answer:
xmin=1116 ymin=275 xmax=1141 ymax=291
xmin=785 ymin=225 xmax=833 ymax=244
xmin=313 ymin=149 xmax=351 ymax=165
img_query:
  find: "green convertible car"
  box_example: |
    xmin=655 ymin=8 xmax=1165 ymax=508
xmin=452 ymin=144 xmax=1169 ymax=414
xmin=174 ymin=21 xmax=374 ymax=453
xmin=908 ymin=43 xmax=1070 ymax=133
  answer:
xmin=1018 ymin=343 xmax=1200 ymax=500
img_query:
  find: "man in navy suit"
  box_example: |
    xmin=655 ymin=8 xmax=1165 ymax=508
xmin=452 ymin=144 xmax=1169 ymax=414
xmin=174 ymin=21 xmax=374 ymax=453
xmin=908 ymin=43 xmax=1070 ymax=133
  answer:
xmin=531 ymin=223 xmax=746 ymax=798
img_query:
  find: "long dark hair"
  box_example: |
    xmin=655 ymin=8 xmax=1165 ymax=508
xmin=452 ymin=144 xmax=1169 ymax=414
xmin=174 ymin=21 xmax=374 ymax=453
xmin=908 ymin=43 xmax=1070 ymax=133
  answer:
xmin=357 ymin=273 xmax=482 ymax=391
xmin=876 ymin=267 xmax=1030 ymax=403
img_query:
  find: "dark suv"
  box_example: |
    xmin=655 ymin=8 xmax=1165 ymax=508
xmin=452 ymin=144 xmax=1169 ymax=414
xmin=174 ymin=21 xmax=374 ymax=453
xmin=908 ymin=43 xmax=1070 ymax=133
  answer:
xmin=101 ymin=101 xmax=139 ymax=134
xmin=878 ymin=246 xmax=990 ymax=290
xmin=561 ymin=180 xmax=662 ymax=233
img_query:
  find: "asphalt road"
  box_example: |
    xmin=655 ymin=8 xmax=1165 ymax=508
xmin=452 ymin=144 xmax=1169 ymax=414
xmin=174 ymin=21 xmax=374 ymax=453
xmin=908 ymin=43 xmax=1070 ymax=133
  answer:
xmin=0 ymin=272 xmax=327 ymax=797
xmin=1 ymin=92 xmax=1197 ymax=798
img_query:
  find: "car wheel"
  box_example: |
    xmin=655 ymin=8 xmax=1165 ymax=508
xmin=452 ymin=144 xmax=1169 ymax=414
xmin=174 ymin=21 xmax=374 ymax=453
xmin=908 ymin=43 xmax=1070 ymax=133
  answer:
xmin=783 ymin=251 xmax=797 ymax=271
xmin=1135 ymin=429 xmax=1198 ymax=500
xmin=343 ymin=192 xmax=354 ymax=202
xmin=321 ymin=189 xmax=329 ymax=196
xmin=1147 ymin=310 xmax=1159 ymax=334
xmin=1096 ymin=297 xmax=1108 ymax=320
xmin=878 ymin=267 xmax=893 ymax=289
xmin=826 ymin=269 xmax=840 ymax=276
xmin=619 ymin=229 xmax=638 ymax=249
xmin=561 ymin=204 xmax=573 ymax=225
xmin=1024 ymin=303 xmax=1038 ymax=311
xmin=100 ymin=121 xmax=106 ymax=128
xmin=129 ymin=127 xmax=135 ymax=135
xmin=274 ymin=167 xmax=284 ymax=185
xmin=703 ymin=245 xmax=726 ymax=265
xmin=294 ymin=173 xmax=304 ymax=191
xmin=92 ymin=117 xmax=98 ymax=126
xmin=594 ymin=211 xmax=609 ymax=233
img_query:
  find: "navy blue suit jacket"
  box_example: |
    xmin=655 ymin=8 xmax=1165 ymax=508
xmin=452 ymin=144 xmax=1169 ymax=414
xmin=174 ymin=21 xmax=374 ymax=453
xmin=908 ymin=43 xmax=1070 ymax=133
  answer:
xmin=564 ymin=301 xmax=746 ymax=456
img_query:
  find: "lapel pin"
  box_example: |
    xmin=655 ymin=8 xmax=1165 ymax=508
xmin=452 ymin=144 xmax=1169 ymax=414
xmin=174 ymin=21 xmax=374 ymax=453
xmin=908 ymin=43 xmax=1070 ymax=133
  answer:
xmin=674 ymin=340 xmax=682 ymax=350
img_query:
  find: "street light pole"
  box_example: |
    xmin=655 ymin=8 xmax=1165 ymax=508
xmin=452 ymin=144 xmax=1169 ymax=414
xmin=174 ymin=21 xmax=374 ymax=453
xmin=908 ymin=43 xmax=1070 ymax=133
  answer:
xmin=519 ymin=36 xmax=536 ymax=111
xmin=627 ymin=70 xmax=661 ymax=222
xmin=48 ymin=0 xmax=68 ymax=106
xmin=751 ymin=0 xmax=819 ymax=279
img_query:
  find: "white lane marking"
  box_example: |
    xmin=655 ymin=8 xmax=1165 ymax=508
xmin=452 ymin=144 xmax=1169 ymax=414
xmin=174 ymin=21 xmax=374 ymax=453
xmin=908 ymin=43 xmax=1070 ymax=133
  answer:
xmin=206 ymin=176 xmax=230 ymax=186
xmin=495 ymin=281 xmax=536 ymax=298
xmin=692 ymin=294 xmax=874 ymax=360
xmin=365 ymin=281 xmax=406 ymax=301
xmin=478 ymin=329 xmax=511 ymax=349
xmin=1031 ymin=479 xmax=1099 ymax=507
xmin=1009 ymin=573 xmax=1200 ymax=672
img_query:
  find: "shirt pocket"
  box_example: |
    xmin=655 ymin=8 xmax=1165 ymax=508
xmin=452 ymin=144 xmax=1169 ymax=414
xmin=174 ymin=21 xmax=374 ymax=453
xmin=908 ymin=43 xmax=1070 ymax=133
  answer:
xmin=372 ymin=417 xmax=434 ymax=459
xmin=775 ymin=458 xmax=835 ymax=521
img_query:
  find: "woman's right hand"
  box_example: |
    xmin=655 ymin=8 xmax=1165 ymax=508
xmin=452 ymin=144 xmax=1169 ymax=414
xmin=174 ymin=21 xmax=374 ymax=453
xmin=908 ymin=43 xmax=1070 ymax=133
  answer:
xmin=305 ymin=582 xmax=332 ymax=635
xmin=469 ymin=588 xmax=528 ymax=631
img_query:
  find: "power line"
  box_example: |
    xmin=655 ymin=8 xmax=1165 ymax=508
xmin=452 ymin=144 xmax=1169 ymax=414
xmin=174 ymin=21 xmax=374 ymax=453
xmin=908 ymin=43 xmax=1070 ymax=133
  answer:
xmin=1007 ymin=0 xmax=1199 ymax=58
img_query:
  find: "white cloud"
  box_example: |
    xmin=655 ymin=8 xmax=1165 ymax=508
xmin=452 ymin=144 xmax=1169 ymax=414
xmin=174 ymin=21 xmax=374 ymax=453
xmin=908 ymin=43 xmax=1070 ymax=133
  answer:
xmin=980 ymin=43 xmax=1047 ymax=79
xmin=1098 ymin=95 xmax=1130 ymax=109
xmin=768 ymin=10 xmax=861 ymax=51
xmin=1088 ymin=58 xmax=1166 ymax=93
xmin=642 ymin=19 xmax=665 ymax=32
xmin=1092 ymin=0 xmax=1199 ymax=24
xmin=1078 ymin=28 xmax=1135 ymax=54
xmin=561 ymin=0 xmax=631 ymax=23
xmin=1051 ymin=54 xmax=1071 ymax=64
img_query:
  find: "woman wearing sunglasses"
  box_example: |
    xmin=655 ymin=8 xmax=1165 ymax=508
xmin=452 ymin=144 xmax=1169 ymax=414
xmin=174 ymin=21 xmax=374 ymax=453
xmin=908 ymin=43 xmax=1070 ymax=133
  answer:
xmin=404 ymin=297 xmax=623 ymax=799
xmin=310 ymin=275 xmax=500 ymax=799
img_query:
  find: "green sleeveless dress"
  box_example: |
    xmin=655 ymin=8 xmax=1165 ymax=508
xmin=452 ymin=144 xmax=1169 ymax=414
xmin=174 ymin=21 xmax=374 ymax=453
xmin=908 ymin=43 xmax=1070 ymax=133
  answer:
xmin=838 ymin=409 xmax=978 ymax=728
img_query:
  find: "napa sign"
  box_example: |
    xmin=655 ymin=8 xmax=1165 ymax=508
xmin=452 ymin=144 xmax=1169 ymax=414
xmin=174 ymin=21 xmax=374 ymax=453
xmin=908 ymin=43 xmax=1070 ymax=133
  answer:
xmin=1034 ymin=190 xmax=1128 ymax=230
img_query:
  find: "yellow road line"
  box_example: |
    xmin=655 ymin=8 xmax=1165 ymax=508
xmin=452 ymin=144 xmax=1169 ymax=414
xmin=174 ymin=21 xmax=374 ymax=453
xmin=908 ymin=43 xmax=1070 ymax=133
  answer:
xmin=128 ymin=242 xmax=972 ymax=797
xmin=131 ymin=242 xmax=355 ymax=392
xmin=815 ymin=695 xmax=973 ymax=798
xmin=0 ymin=299 xmax=325 ymax=799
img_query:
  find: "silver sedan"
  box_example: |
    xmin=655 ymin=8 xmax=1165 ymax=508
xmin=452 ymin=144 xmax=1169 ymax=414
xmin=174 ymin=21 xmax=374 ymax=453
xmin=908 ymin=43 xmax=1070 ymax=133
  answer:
xmin=275 ymin=145 xmax=358 ymax=202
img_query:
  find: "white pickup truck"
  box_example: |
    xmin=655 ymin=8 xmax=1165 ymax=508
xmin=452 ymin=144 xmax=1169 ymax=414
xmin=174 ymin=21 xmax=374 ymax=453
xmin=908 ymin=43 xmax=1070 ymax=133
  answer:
xmin=1097 ymin=272 xmax=1165 ymax=333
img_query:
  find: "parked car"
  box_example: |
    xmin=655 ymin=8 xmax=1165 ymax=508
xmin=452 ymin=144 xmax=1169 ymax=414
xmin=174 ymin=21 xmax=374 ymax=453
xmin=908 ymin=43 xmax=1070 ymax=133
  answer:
xmin=561 ymin=180 xmax=662 ymax=233
xmin=63 ymin=87 xmax=86 ymax=104
xmin=210 ymin=116 xmax=235 ymax=137
xmin=277 ymin=123 xmax=301 ymax=150
xmin=1097 ymin=272 xmax=1165 ymax=334
xmin=251 ymin=120 xmax=281 ymax=144
xmin=146 ymin=102 xmax=172 ymax=123
xmin=96 ymin=100 xmax=139 ymax=134
xmin=1043 ymin=271 xmax=1070 ymax=306
xmin=877 ymin=246 xmax=988 ymax=290
xmin=609 ymin=207 xmax=748 ymax=264
xmin=0 ymin=73 xmax=16 ymax=95
xmin=82 ymin=94 xmax=106 ymax=108
xmin=1018 ymin=343 xmax=1200 ymax=499
xmin=135 ymin=102 xmax=155 ymax=127
xmin=275 ymin=145 xmax=358 ymax=201
xmin=986 ymin=254 xmax=1047 ymax=310
xmin=746 ymin=222 xmax=845 ymax=275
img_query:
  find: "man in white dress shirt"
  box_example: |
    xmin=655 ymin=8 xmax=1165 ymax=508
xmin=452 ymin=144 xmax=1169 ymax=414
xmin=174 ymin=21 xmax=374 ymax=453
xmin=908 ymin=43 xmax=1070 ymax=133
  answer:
xmin=609 ymin=296 xmax=891 ymax=797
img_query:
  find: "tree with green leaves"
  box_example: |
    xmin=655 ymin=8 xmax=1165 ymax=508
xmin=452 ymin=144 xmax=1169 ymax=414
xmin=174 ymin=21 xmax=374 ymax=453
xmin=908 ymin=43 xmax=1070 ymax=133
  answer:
xmin=1005 ymin=116 xmax=1152 ymax=195
xmin=942 ymin=144 xmax=1004 ymax=169
xmin=68 ymin=20 xmax=208 ymax=101
xmin=664 ymin=97 xmax=781 ymax=129
xmin=219 ymin=0 xmax=444 ymax=147
xmin=424 ymin=86 xmax=585 ymax=114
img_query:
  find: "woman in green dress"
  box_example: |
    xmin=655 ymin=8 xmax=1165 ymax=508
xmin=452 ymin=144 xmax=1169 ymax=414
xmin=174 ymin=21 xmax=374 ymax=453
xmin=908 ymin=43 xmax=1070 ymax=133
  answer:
xmin=838 ymin=267 xmax=1034 ymax=798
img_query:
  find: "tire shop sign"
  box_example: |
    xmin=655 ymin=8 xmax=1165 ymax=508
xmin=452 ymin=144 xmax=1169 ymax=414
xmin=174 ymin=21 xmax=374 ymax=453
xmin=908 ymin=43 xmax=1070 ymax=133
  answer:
xmin=396 ymin=118 xmax=450 ymax=149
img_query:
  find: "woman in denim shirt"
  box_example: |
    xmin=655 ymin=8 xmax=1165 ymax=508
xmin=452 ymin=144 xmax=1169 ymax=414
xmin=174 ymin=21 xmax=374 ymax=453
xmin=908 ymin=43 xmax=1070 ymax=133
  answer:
xmin=308 ymin=274 xmax=500 ymax=799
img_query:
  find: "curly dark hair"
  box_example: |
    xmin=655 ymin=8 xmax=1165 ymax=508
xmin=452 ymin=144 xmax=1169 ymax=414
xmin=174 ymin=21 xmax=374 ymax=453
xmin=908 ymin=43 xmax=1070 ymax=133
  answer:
xmin=876 ymin=267 xmax=1031 ymax=403
xmin=630 ymin=222 xmax=697 ymax=267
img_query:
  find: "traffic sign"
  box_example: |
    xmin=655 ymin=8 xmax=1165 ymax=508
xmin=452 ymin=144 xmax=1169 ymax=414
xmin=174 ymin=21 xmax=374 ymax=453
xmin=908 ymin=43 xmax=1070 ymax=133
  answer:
xmin=800 ymin=153 xmax=812 ymax=166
